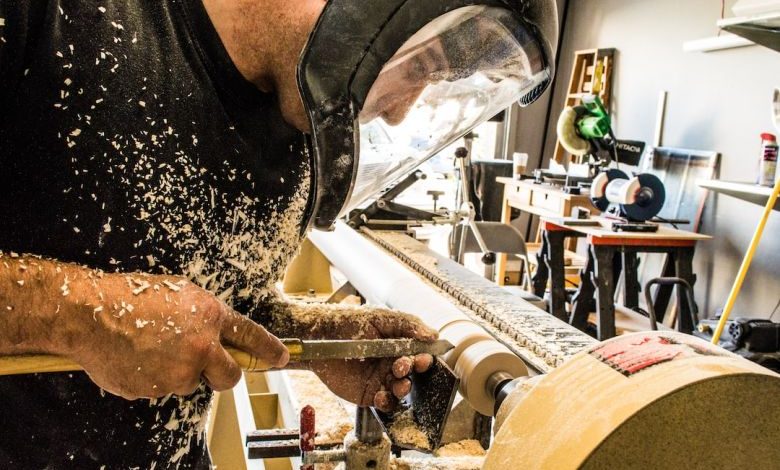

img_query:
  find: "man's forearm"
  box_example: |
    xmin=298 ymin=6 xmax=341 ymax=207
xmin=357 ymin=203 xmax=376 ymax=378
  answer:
xmin=260 ymin=301 xmax=366 ymax=338
xmin=257 ymin=300 xmax=429 ymax=340
xmin=0 ymin=252 xmax=78 ymax=355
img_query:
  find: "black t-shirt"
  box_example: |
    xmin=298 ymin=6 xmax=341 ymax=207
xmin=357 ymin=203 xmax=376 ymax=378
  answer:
xmin=0 ymin=0 xmax=311 ymax=468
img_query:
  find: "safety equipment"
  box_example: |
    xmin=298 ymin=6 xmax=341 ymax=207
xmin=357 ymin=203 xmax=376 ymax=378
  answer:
xmin=299 ymin=0 xmax=559 ymax=229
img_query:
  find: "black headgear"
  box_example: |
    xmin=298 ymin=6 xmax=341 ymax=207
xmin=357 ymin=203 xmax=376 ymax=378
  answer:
xmin=298 ymin=0 xmax=559 ymax=230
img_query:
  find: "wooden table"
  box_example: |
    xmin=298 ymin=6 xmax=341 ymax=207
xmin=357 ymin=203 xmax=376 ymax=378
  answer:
xmin=496 ymin=177 xmax=596 ymax=285
xmin=532 ymin=217 xmax=711 ymax=340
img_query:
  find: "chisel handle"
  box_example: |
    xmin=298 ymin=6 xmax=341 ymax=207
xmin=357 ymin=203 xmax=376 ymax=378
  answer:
xmin=0 ymin=346 xmax=285 ymax=376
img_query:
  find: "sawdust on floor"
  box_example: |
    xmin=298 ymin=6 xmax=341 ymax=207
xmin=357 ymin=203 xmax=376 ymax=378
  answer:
xmin=389 ymin=456 xmax=484 ymax=470
xmin=434 ymin=439 xmax=486 ymax=457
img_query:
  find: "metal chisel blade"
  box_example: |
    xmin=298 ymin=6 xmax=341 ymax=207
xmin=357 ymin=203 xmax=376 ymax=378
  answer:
xmin=287 ymin=338 xmax=453 ymax=362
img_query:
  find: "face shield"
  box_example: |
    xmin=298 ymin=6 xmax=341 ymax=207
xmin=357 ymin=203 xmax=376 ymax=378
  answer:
xmin=298 ymin=0 xmax=558 ymax=230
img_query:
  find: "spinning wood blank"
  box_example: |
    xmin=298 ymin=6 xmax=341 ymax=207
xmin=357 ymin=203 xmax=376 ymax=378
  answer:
xmin=439 ymin=320 xmax=494 ymax=368
xmin=454 ymin=341 xmax=528 ymax=415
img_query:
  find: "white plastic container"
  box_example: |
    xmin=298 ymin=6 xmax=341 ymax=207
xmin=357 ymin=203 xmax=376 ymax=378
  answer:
xmin=758 ymin=132 xmax=778 ymax=186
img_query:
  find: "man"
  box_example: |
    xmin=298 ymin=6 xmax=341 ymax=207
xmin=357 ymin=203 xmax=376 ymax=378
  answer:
xmin=0 ymin=0 xmax=555 ymax=467
xmin=0 ymin=0 xmax=441 ymax=467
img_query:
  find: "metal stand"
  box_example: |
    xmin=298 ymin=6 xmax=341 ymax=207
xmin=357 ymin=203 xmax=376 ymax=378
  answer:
xmin=348 ymin=170 xmax=440 ymax=230
xmin=451 ymin=144 xmax=497 ymax=266
xmin=345 ymin=408 xmax=391 ymax=470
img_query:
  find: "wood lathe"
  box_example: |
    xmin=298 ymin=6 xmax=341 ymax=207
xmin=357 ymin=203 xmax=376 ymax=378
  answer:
xmin=296 ymin=222 xmax=780 ymax=469
xmin=9 ymin=221 xmax=777 ymax=469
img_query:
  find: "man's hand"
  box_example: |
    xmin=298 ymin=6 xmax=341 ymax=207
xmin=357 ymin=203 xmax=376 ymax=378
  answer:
xmin=0 ymin=255 xmax=289 ymax=400
xmin=264 ymin=302 xmax=438 ymax=412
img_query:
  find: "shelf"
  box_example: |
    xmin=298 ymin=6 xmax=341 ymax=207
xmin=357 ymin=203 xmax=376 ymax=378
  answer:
xmin=718 ymin=11 xmax=780 ymax=52
xmin=698 ymin=180 xmax=780 ymax=210
xmin=683 ymin=34 xmax=755 ymax=53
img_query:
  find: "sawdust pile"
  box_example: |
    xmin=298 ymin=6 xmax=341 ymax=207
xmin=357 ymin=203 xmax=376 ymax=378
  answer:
xmin=389 ymin=456 xmax=484 ymax=470
xmin=286 ymin=370 xmax=353 ymax=444
xmin=388 ymin=409 xmax=430 ymax=451
xmin=434 ymin=439 xmax=486 ymax=457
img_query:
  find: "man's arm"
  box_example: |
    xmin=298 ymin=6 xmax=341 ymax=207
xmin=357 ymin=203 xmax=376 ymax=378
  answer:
xmin=0 ymin=251 xmax=289 ymax=399
xmin=258 ymin=300 xmax=438 ymax=411
xmin=261 ymin=300 xmax=436 ymax=342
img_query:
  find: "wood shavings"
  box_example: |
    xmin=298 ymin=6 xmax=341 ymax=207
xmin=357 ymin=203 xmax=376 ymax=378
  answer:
xmin=132 ymin=281 xmax=151 ymax=295
xmin=162 ymin=280 xmax=181 ymax=292
xmin=60 ymin=276 xmax=71 ymax=296
xmin=389 ymin=409 xmax=430 ymax=450
xmin=389 ymin=456 xmax=484 ymax=470
xmin=225 ymin=258 xmax=247 ymax=271
xmin=434 ymin=440 xmax=486 ymax=457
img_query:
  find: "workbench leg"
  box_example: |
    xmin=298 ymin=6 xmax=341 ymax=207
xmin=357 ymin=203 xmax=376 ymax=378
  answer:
xmin=622 ymin=251 xmax=640 ymax=311
xmin=570 ymin=249 xmax=596 ymax=331
xmin=544 ymin=230 xmax=568 ymax=322
xmin=531 ymin=234 xmax=550 ymax=298
xmin=592 ymin=245 xmax=617 ymax=340
xmin=674 ymin=247 xmax=698 ymax=334
xmin=496 ymin=190 xmax=513 ymax=286
xmin=652 ymin=252 xmax=676 ymax=323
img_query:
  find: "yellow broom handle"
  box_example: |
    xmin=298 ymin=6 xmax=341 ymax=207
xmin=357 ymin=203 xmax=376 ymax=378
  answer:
xmin=712 ymin=178 xmax=780 ymax=344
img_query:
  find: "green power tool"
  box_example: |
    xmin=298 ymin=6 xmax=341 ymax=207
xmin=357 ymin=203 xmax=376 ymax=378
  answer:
xmin=556 ymin=93 xmax=645 ymax=166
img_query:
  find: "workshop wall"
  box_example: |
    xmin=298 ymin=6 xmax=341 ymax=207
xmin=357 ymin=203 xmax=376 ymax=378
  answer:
xmin=540 ymin=0 xmax=780 ymax=319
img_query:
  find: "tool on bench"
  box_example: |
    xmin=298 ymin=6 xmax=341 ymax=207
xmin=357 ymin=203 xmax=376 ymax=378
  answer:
xmin=591 ymin=169 xmax=666 ymax=232
xmin=557 ymin=94 xmax=646 ymax=170
xmin=557 ymin=93 xmax=668 ymax=231
xmin=0 ymin=338 xmax=454 ymax=376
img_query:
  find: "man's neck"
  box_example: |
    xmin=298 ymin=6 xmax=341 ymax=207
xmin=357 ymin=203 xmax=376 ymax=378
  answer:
xmin=201 ymin=0 xmax=275 ymax=92
xmin=199 ymin=0 xmax=324 ymax=132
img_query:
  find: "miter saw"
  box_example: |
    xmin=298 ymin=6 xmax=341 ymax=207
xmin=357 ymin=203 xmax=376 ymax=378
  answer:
xmin=557 ymin=94 xmax=666 ymax=232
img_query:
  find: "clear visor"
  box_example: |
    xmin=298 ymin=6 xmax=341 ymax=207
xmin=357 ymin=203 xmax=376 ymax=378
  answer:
xmin=345 ymin=5 xmax=549 ymax=214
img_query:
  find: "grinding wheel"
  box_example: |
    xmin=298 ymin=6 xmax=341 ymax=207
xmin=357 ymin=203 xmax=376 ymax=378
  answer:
xmin=440 ymin=320 xmax=494 ymax=368
xmin=485 ymin=331 xmax=780 ymax=469
xmin=454 ymin=341 xmax=528 ymax=415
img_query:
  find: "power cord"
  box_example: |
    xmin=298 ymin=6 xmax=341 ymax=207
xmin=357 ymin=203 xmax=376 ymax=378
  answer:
xmin=652 ymin=215 xmax=679 ymax=230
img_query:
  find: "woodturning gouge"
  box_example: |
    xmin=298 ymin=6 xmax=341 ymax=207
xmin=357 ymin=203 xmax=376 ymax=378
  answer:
xmin=0 ymin=338 xmax=454 ymax=376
